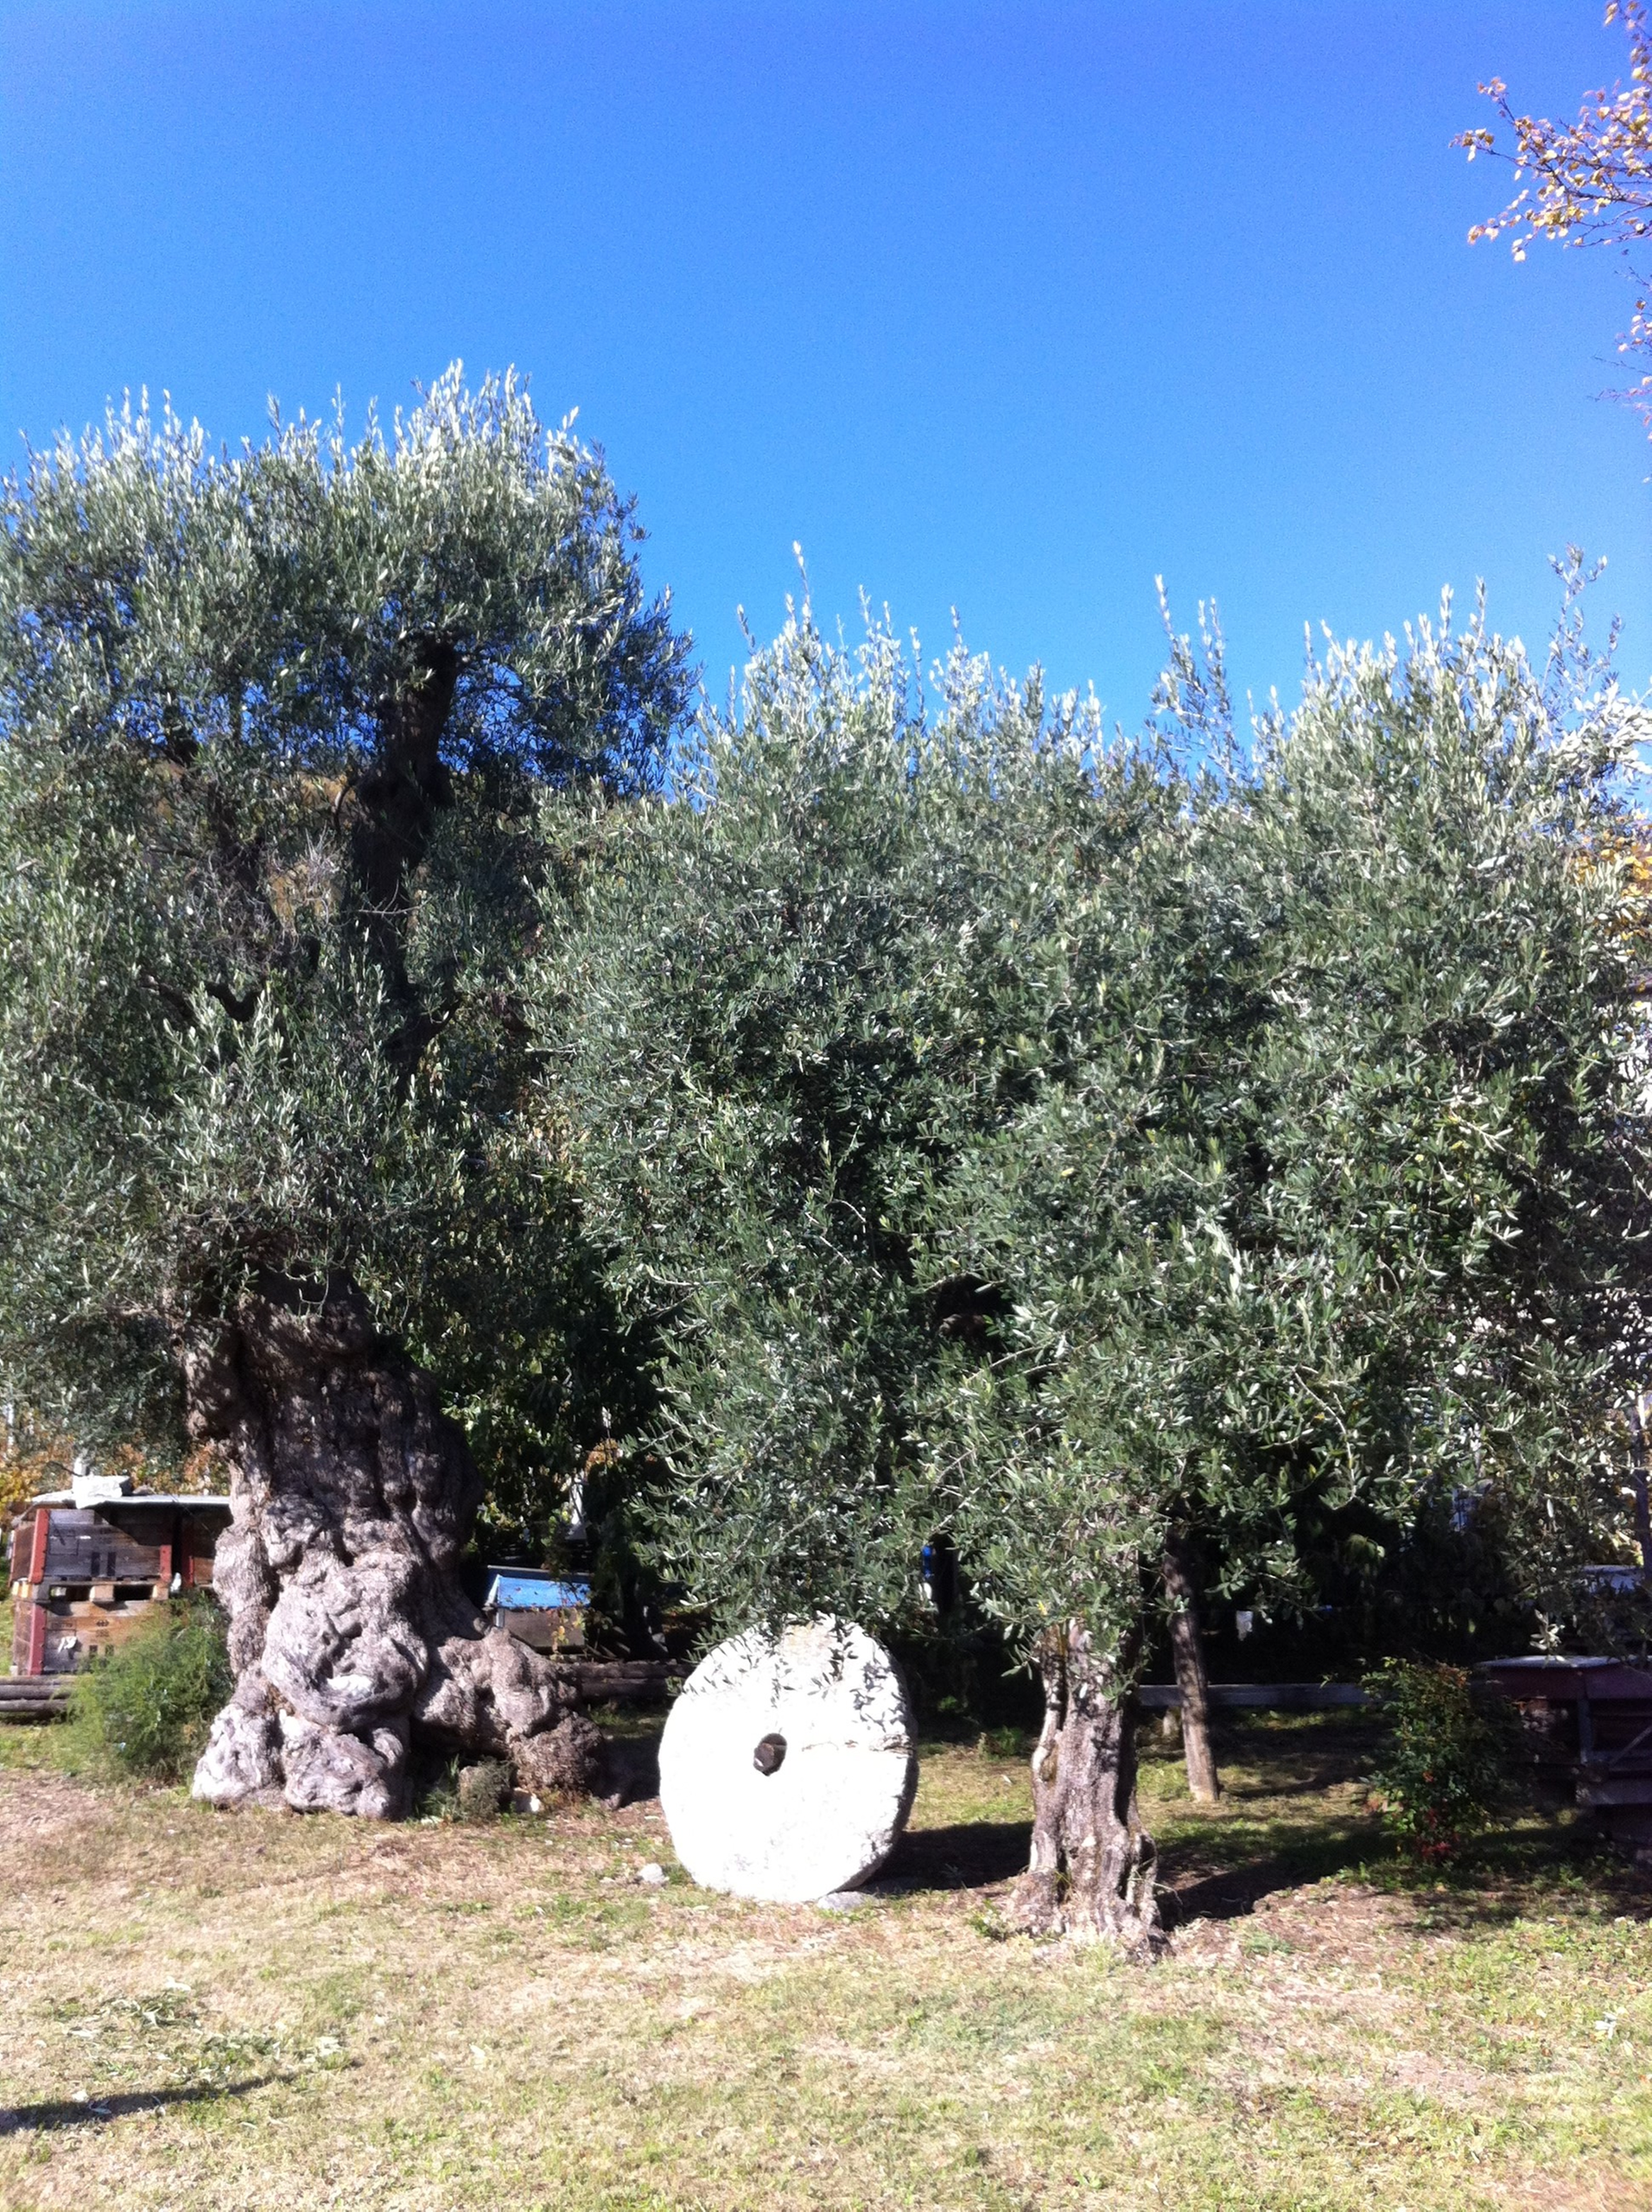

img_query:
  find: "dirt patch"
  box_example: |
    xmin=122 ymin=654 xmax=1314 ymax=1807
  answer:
xmin=0 ymin=1766 xmax=106 ymax=1853
xmin=1498 ymin=2169 xmax=1652 ymax=2211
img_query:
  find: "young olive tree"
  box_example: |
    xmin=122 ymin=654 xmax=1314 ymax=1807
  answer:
xmin=0 ymin=369 xmax=690 ymax=1815
xmin=533 ymin=610 xmax=1152 ymax=1632
xmin=937 ymin=586 xmax=1651 ymax=1938
xmin=535 ymin=604 xmax=1223 ymax=1942
xmin=539 ymin=586 xmax=1649 ymax=1946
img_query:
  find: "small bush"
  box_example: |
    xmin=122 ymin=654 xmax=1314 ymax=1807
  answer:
xmin=413 ymin=1754 xmax=463 ymax=1820
xmin=455 ymin=1760 xmax=511 ymax=1821
xmin=72 ymin=1596 xmax=232 ymax=1783
xmin=1369 ymin=1659 xmax=1513 ymax=1862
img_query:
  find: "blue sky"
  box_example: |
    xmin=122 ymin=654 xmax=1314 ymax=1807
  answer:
xmin=2 ymin=3 xmax=1648 ymax=729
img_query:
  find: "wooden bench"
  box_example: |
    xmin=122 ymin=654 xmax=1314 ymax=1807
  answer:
xmin=1137 ymin=1682 xmax=1369 ymax=1711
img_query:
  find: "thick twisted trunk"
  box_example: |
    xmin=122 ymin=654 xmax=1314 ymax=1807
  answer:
xmin=1008 ymin=1623 xmax=1160 ymax=1951
xmin=1163 ymin=1535 xmax=1221 ymax=1803
xmin=181 ymin=1279 xmax=598 ymax=1817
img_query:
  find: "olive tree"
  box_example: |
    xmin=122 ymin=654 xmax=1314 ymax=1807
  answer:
xmin=534 ymin=609 xmax=1185 ymax=1635
xmin=535 ymin=603 xmax=1229 ymax=1943
xmin=0 ymin=368 xmax=690 ymax=1815
xmin=940 ymin=587 xmax=1650 ymax=1936
xmin=538 ymin=586 xmax=1649 ymax=1944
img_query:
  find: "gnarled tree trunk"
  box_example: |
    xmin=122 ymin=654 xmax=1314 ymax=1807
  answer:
xmin=182 ymin=1279 xmax=600 ymax=1818
xmin=1163 ymin=1535 xmax=1221 ymax=1803
xmin=1008 ymin=1622 xmax=1160 ymax=1951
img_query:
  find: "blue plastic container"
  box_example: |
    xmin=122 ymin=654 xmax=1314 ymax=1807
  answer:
xmin=484 ymin=1571 xmax=591 ymax=1612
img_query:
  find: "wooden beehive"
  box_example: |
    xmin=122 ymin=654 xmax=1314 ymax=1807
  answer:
xmin=483 ymin=1568 xmax=590 ymax=1655
xmin=1478 ymin=1655 xmax=1652 ymax=1847
xmin=6 ymin=1492 xmax=232 ymax=1677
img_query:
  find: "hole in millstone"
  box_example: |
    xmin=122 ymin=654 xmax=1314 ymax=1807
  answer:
xmin=753 ymin=1732 xmax=787 ymax=1776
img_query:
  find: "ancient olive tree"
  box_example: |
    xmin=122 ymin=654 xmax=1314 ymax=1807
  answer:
xmin=537 ymin=589 xmax=1649 ymax=1946
xmin=0 ymin=369 xmax=690 ymax=1815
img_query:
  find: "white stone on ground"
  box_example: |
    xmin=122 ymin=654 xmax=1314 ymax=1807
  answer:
xmin=658 ymin=1618 xmax=917 ymax=1904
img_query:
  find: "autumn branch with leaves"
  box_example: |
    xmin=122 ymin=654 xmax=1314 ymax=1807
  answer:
xmin=1458 ymin=0 xmax=1652 ymax=428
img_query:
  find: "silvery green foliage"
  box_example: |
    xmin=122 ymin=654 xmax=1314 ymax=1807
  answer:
xmin=0 ymin=367 xmax=689 ymax=1459
xmin=542 ymin=581 xmax=1650 ymax=1662
xmin=537 ymin=596 xmax=1186 ymax=1636
xmin=944 ymin=582 xmax=1652 ymax=1653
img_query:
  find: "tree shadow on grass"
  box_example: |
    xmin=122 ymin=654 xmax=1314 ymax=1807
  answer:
xmin=884 ymin=1813 xmax=1384 ymax=1915
xmin=1140 ymin=1717 xmax=1384 ymax=1808
xmin=1350 ymin=1826 xmax=1652 ymax=1932
xmin=602 ymin=1729 xmax=662 ymax=1807
xmin=1159 ymin=1848 xmax=1363 ymax=1927
xmin=884 ymin=1819 xmax=1032 ymax=1890
xmin=0 ymin=2076 xmax=272 ymax=2134
xmin=1154 ymin=1803 xmax=1642 ymax=1929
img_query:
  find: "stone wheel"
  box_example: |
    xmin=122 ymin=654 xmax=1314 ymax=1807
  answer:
xmin=658 ymin=1618 xmax=918 ymax=1903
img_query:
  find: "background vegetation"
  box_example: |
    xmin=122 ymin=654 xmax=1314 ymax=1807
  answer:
xmin=67 ymin=1596 xmax=232 ymax=1783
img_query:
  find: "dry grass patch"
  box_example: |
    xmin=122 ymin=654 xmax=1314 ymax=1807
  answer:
xmin=0 ymin=1712 xmax=1649 ymax=2209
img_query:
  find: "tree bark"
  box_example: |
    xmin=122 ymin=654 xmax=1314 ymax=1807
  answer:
xmin=1007 ymin=1622 xmax=1160 ymax=1951
xmin=349 ymin=639 xmax=466 ymax=1078
xmin=181 ymin=1278 xmax=600 ymax=1817
xmin=1163 ymin=1535 xmax=1221 ymax=1803
xmin=1630 ymin=1395 xmax=1652 ymax=1587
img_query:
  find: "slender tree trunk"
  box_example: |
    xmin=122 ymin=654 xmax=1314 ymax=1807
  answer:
xmin=181 ymin=1277 xmax=601 ymax=1817
xmin=1007 ymin=1622 xmax=1160 ymax=1951
xmin=1630 ymin=1395 xmax=1652 ymax=1588
xmin=1163 ymin=1535 xmax=1221 ymax=1803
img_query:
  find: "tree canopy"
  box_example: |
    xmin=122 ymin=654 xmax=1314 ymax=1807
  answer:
xmin=533 ymin=608 xmax=1179 ymax=1636
xmin=0 ymin=366 xmax=689 ymax=1522
xmin=536 ymin=579 xmax=1650 ymax=1932
xmin=944 ymin=586 xmax=1651 ymax=1660
xmin=540 ymin=586 xmax=1649 ymax=1662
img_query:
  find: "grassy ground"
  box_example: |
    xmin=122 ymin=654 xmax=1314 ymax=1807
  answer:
xmin=0 ymin=1707 xmax=1649 ymax=2211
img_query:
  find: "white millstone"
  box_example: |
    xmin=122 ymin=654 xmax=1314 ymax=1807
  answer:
xmin=658 ymin=1618 xmax=917 ymax=1904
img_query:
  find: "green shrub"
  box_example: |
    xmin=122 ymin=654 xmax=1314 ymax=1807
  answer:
xmin=1369 ymin=1659 xmax=1513 ymax=1862
xmin=455 ymin=1759 xmax=511 ymax=1821
xmin=72 ymin=1596 xmax=232 ymax=1783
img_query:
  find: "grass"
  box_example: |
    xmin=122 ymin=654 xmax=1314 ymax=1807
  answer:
xmin=0 ymin=1707 xmax=1649 ymax=2209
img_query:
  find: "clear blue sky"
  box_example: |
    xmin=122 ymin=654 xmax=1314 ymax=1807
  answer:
xmin=3 ymin=3 xmax=1648 ymax=728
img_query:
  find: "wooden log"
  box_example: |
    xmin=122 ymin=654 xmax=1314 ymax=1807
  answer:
xmin=541 ymin=1659 xmax=682 ymax=1702
xmin=0 ymin=1679 xmax=72 ymax=1723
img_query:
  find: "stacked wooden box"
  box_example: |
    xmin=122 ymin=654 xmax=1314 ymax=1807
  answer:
xmin=7 ymin=1491 xmax=232 ymax=1680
